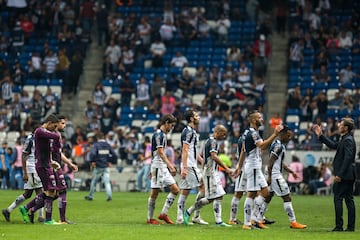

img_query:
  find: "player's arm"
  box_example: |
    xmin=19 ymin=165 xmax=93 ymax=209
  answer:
xmin=211 ymin=151 xmax=232 ymax=174
xmin=196 ymin=154 xmax=204 ymax=166
xmin=283 ymin=163 xmax=298 ymax=179
xmin=233 ymin=145 xmax=245 ymax=178
xmin=256 ymin=125 xmax=283 ymax=150
xmin=37 ymin=128 xmax=61 ymax=140
xmin=267 ymin=153 xmax=277 ymax=185
xmin=157 ymin=147 xmax=176 ymax=176
xmin=61 ymin=153 xmax=78 ymax=172
xmin=22 ymin=152 xmax=29 ymax=182
xmin=181 ymin=142 xmax=189 ymax=178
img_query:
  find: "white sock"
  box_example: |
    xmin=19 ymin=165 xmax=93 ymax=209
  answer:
xmin=147 ymin=198 xmax=156 ymax=220
xmin=244 ymin=197 xmax=253 ymax=225
xmin=177 ymin=194 xmax=187 ymax=220
xmin=194 ymin=191 xmax=204 ymax=218
xmin=160 ymin=192 xmax=177 ymax=215
xmin=213 ymin=199 xmax=222 ymax=223
xmin=284 ymin=201 xmax=296 ymax=222
xmin=188 ymin=197 xmax=209 ymax=215
xmin=230 ymin=196 xmax=240 ymax=221
xmin=8 ymin=194 xmax=26 ymax=212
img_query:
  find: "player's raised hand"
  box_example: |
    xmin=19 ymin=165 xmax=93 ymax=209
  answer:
xmin=312 ymin=124 xmax=322 ymax=136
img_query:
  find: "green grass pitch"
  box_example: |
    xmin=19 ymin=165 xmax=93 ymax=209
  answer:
xmin=0 ymin=190 xmax=358 ymax=240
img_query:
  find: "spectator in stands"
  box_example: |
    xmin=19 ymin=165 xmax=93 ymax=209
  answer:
xmin=0 ymin=36 xmax=10 ymax=53
xmin=315 ymin=92 xmax=328 ymax=121
xmin=100 ymin=109 xmax=115 ymax=134
xmin=287 ymin=155 xmax=304 ymax=194
xmin=352 ymin=35 xmax=360 ymax=55
xmin=22 ymin=115 xmax=33 ymax=132
xmin=159 ymin=18 xmax=176 ymax=47
xmin=105 ymin=40 xmax=121 ymax=66
xmin=71 ymin=126 xmax=87 ymax=146
xmin=50 ymin=3 xmax=63 ymax=36
xmin=28 ymin=51 xmax=42 ymax=80
xmin=340 ymin=95 xmax=354 ymax=111
xmin=253 ymin=34 xmax=271 ymax=78
xmin=324 ymin=117 xmax=340 ymax=142
xmin=43 ymin=87 xmax=57 ymax=117
xmin=275 ymin=0 xmax=287 ymax=37
xmin=308 ymin=8 xmax=321 ymax=31
xmin=269 ymin=112 xmax=282 ymax=129
xmin=312 ymin=64 xmax=330 ymax=83
xmin=135 ymin=77 xmax=150 ymax=107
xmin=313 ymin=49 xmax=329 ymax=70
xmin=289 ymin=38 xmax=304 ymax=68
xmin=56 ymin=48 xmax=70 ymax=80
xmin=10 ymin=21 xmax=24 ymax=54
xmin=163 ymin=0 xmax=174 ymax=24
xmin=121 ymin=45 xmax=135 ymax=73
xmin=339 ymin=64 xmax=358 ymax=84
xmin=80 ymin=0 xmax=96 ymax=32
xmin=170 ymin=51 xmax=188 ymax=68
xmin=287 ymin=85 xmax=302 ymax=109
xmin=137 ymin=136 xmax=151 ymax=192
xmin=215 ymin=14 xmax=231 ymax=45
xmin=303 ymin=32 xmax=317 ymax=49
xmin=338 ymin=30 xmax=352 ymax=49
xmin=300 ymin=95 xmax=313 ymax=121
xmin=19 ymin=14 xmax=34 ymax=41
xmin=92 ymin=82 xmax=107 ymax=108
xmin=197 ymin=16 xmax=210 ymax=39
xmin=178 ymin=16 xmax=197 ymax=49
xmin=161 ymin=90 xmax=176 ymax=115
xmin=236 ymin=61 xmax=251 ymax=86
xmin=227 ymin=46 xmax=242 ymax=63
xmin=149 ymin=37 xmax=166 ymax=68
xmin=328 ymin=91 xmax=343 ymax=109
xmin=193 ymin=65 xmax=207 ymax=94
xmin=96 ymin=4 xmax=108 ymax=47
xmin=119 ymin=76 xmax=135 ymax=106
xmin=352 ymin=87 xmax=360 ymax=109
xmin=63 ymin=3 xmax=76 ymax=30
xmin=326 ymin=33 xmax=340 ymax=55
xmin=102 ymin=56 xmax=115 ymax=79
xmin=30 ymin=90 xmax=43 ymax=121
xmin=0 ymin=75 xmax=14 ymax=106
xmin=42 ymin=49 xmax=59 ymax=79
xmin=125 ymin=133 xmax=140 ymax=167
xmin=137 ymin=16 xmax=152 ymax=50
xmin=176 ymin=70 xmax=191 ymax=93
xmin=309 ymin=163 xmax=332 ymax=195
xmin=150 ymin=74 xmax=164 ymax=100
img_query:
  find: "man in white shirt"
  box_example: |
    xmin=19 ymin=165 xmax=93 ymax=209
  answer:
xmin=170 ymin=51 xmax=188 ymax=68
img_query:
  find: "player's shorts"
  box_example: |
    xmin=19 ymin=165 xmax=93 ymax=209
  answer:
xmin=179 ymin=166 xmax=202 ymax=190
xmin=203 ymin=172 xmax=226 ymax=200
xmin=36 ymin=167 xmax=66 ymax=191
xmin=269 ymin=175 xmax=290 ymax=197
xmin=150 ymin=165 xmax=176 ymax=189
xmin=245 ymin=168 xmax=268 ymax=192
xmin=234 ymin=171 xmax=247 ymax=192
xmin=24 ymin=172 xmax=43 ymax=190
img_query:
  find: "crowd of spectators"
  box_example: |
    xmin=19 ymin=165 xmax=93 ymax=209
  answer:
xmin=286 ymin=0 xmax=360 ymax=150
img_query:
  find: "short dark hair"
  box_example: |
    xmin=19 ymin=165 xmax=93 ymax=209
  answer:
xmin=184 ymin=110 xmax=195 ymax=123
xmin=159 ymin=114 xmax=177 ymax=126
xmin=247 ymin=110 xmax=259 ymax=120
xmin=342 ymin=117 xmax=354 ymax=132
xmin=45 ymin=114 xmax=59 ymax=124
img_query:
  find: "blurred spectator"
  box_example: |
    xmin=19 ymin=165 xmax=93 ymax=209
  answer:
xmin=326 ymin=33 xmax=340 ymax=55
xmin=28 ymin=51 xmax=42 ymax=79
xmin=312 ymin=65 xmax=331 ymax=83
xmin=150 ymin=74 xmax=164 ymax=99
xmin=105 ymin=40 xmax=121 ymax=66
xmin=338 ymin=30 xmax=352 ymax=49
xmin=80 ymin=0 xmax=96 ymax=32
xmin=287 ymin=85 xmax=302 ymax=109
xmin=159 ymin=18 xmax=176 ymax=47
xmin=314 ymin=92 xmax=328 ymax=121
xmin=170 ymin=51 xmax=188 ymax=68
xmin=125 ymin=133 xmax=140 ymax=167
xmin=192 ymin=65 xmax=207 ymax=94
xmin=313 ymin=49 xmax=329 ymax=70
xmin=275 ymin=0 xmax=287 ymax=37
xmin=324 ymin=117 xmax=340 ymax=142
xmin=71 ymin=126 xmax=87 ymax=145
xmin=121 ymin=45 xmax=135 ymax=73
xmin=135 ymin=77 xmax=150 ymax=107
xmin=197 ymin=16 xmax=210 ymax=39
xmin=30 ymin=90 xmax=43 ymax=121
xmin=161 ymin=90 xmax=176 ymax=115
xmin=309 ymin=163 xmax=332 ymax=195
xmin=163 ymin=0 xmax=174 ymax=24
xmin=269 ymin=112 xmax=282 ymax=129
xmin=42 ymin=50 xmax=59 ymax=79
xmin=19 ymin=14 xmax=34 ymax=41
xmin=300 ymin=96 xmax=313 ymax=121
xmin=308 ymin=8 xmax=321 ymax=31
xmin=253 ymin=34 xmax=271 ymax=78
xmin=178 ymin=16 xmax=196 ymax=49
xmin=236 ymin=61 xmax=251 ymax=85
xmin=10 ymin=21 xmax=24 ymax=54
xmin=149 ymin=37 xmax=166 ymax=68
xmin=119 ymin=76 xmax=135 ymax=106
xmin=287 ymin=155 xmax=304 ymax=194
xmin=338 ymin=64 xmax=358 ymax=84
xmin=43 ymin=87 xmax=58 ymax=117
xmin=137 ymin=16 xmax=152 ymax=50
xmin=0 ymin=75 xmax=14 ymax=105
xmin=56 ymin=48 xmax=70 ymax=80
xmin=100 ymin=109 xmax=115 ymax=134
xmin=215 ymin=14 xmax=231 ymax=45
xmin=96 ymin=4 xmax=108 ymax=47
xmin=92 ymin=82 xmax=107 ymax=108
xmin=227 ymin=46 xmax=242 ymax=62
xmin=137 ymin=136 xmax=151 ymax=192
xmin=289 ymin=38 xmax=304 ymax=68
xmin=105 ymin=131 xmax=120 ymax=154
xmin=0 ymin=142 xmax=11 ymax=189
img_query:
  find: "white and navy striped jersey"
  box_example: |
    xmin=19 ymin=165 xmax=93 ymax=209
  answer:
xmin=244 ymin=127 xmax=263 ymax=169
xmin=203 ymin=137 xmax=219 ymax=177
xmin=22 ymin=133 xmax=36 ymax=173
xmin=236 ymin=129 xmax=249 ymax=171
xmin=151 ymin=129 xmax=167 ymax=167
xmin=269 ymin=139 xmax=286 ymax=178
xmin=181 ymin=125 xmax=198 ymax=168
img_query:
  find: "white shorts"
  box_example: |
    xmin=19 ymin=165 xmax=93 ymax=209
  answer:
xmin=245 ymin=168 xmax=268 ymax=192
xmin=179 ymin=166 xmax=202 ymax=190
xmin=150 ymin=165 xmax=176 ymax=189
xmin=270 ymin=175 xmax=290 ymax=197
xmin=234 ymin=171 xmax=247 ymax=192
xmin=203 ymin=172 xmax=226 ymax=200
xmin=24 ymin=172 xmax=43 ymax=190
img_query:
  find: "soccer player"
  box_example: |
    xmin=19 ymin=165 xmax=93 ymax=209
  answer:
xmin=20 ymin=115 xmax=78 ymax=224
xmin=2 ymin=121 xmax=44 ymax=222
xmin=228 ymin=129 xmax=248 ymax=225
xmin=264 ymin=125 xmax=307 ymax=229
xmin=183 ymin=125 xmax=233 ymax=227
xmin=241 ymin=110 xmax=282 ymax=230
xmin=176 ymin=110 xmax=208 ymax=225
xmin=147 ymin=114 xmax=178 ymax=225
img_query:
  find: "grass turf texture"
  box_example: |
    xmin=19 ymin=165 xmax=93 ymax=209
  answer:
xmin=0 ymin=190 xmax=359 ymax=240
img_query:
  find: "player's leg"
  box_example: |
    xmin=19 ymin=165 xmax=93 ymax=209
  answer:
xmin=147 ymin=188 xmax=161 ymax=224
xmin=158 ymin=182 xmax=178 ymax=224
xmin=2 ymin=189 xmax=34 ymax=222
xmin=102 ymin=167 xmax=112 ymax=201
xmin=177 ymin=188 xmax=190 ymax=224
xmin=192 ymin=184 xmax=208 ymax=224
xmin=282 ymin=194 xmax=307 ymax=229
xmin=85 ymin=167 xmax=102 ymax=200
